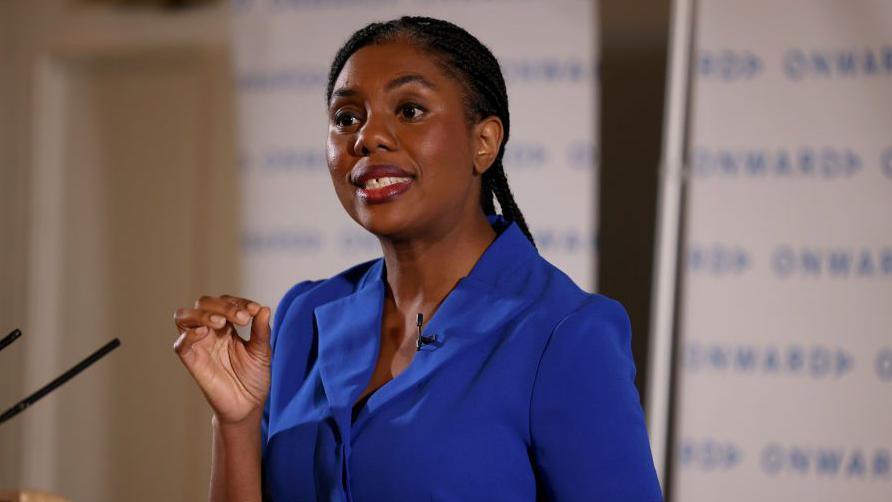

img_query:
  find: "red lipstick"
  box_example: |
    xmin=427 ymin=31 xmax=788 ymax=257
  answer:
xmin=351 ymin=164 xmax=415 ymax=204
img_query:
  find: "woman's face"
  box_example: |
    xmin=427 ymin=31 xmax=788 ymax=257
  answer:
xmin=326 ymin=39 xmax=491 ymax=241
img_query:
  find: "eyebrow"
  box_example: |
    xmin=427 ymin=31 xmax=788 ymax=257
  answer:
xmin=386 ymin=73 xmax=437 ymax=91
xmin=331 ymin=73 xmax=437 ymax=100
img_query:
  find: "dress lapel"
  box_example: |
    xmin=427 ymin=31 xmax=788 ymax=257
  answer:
xmin=349 ymin=217 xmax=539 ymax=433
xmin=312 ymin=217 xmax=539 ymax=437
xmin=314 ymin=260 xmax=386 ymax=420
xmin=350 ymin=276 xmax=532 ymax=434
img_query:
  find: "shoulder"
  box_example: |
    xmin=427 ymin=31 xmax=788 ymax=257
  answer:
xmin=270 ymin=258 xmax=381 ymax=345
xmin=515 ymin=253 xmax=626 ymax=332
xmin=501 ymin=253 xmax=634 ymax=375
xmin=551 ymin=295 xmax=631 ymax=344
xmin=535 ymin=293 xmax=636 ymax=385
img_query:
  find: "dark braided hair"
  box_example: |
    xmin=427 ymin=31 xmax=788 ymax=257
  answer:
xmin=325 ymin=16 xmax=536 ymax=247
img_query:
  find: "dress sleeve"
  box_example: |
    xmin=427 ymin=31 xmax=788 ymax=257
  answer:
xmin=529 ymin=298 xmax=663 ymax=501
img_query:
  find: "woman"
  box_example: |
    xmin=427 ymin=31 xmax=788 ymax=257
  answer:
xmin=173 ymin=16 xmax=662 ymax=502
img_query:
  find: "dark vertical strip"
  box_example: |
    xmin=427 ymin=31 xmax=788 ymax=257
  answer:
xmin=598 ymin=1 xmax=671 ymax=403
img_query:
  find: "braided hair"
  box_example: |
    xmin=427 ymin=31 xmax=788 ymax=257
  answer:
xmin=325 ymin=16 xmax=536 ymax=247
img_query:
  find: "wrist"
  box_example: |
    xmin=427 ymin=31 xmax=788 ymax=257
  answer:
xmin=212 ymin=408 xmax=263 ymax=435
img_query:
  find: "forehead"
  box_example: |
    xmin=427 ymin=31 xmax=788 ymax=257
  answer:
xmin=333 ymin=40 xmax=454 ymax=93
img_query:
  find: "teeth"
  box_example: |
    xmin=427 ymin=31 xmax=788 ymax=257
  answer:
xmin=363 ymin=176 xmax=411 ymax=190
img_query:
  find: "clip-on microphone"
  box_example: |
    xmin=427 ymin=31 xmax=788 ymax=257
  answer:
xmin=415 ymin=313 xmax=436 ymax=351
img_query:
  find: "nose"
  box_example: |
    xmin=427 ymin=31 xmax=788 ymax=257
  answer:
xmin=353 ymin=112 xmax=397 ymax=156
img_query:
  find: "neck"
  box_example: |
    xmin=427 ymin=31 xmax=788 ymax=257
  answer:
xmin=379 ymin=211 xmax=496 ymax=318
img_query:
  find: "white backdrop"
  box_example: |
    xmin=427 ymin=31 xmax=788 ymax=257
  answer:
xmin=230 ymin=0 xmax=599 ymax=309
xmin=672 ymin=1 xmax=892 ymax=500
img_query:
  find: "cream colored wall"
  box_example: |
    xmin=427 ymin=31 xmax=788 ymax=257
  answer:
xmin=0 ymin=0 xmax=26 ymax=489
xmin=0 ymin=2 xmax=237 ymax=500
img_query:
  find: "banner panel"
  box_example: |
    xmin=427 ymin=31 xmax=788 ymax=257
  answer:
xmin=673 ymin=1 xmax=892 ymax=500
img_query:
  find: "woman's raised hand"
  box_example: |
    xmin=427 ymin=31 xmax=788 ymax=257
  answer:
xmin=173 ymin=295 xmax=272 ymax=425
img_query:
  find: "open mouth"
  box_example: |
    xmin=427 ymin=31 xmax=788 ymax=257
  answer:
xmin=361 ymin=176 xmax=413 ymax=190
xmin=350 ymin=162 xmax=416 ymax=204
xmin=355 ymin=176 xmax=414 ymax=203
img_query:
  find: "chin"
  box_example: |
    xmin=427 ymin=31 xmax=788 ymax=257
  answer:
xmin=351 ymin=204 xmax=422 ymax=242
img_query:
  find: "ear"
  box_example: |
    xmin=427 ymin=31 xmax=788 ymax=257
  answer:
xmin=471 ymin=116 xmax=504 ymax=175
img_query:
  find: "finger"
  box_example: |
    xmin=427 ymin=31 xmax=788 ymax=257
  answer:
xmin=174 ymin=307 xmax=228 ymax=332
xmin=193 ymin=296 xmax=253 ymax=326
xmin=173 ymin=326 xmax=211 ymax=357
xmin=220 ymin=295 xmax=262 ymax=316
xmin=247 ymin=307 xmax=272 ymax=355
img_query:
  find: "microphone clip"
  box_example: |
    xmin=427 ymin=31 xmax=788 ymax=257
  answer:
xmin=415 ymin=313 xmax=438 ymax=351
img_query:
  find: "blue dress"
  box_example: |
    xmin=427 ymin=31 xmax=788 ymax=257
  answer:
xmin=261 ymin=216 xmax=663 ymax=501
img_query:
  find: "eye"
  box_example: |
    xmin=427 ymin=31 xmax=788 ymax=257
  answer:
xmin=333 ymin=110 xmax=361 ymax=129
xmin=398 ymin=103 xmax=426 ymax=121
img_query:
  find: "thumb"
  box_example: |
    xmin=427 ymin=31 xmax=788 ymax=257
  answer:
xmin=247 ymin=306 xmax=272 ymax=356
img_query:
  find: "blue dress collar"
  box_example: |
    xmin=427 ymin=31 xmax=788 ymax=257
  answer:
xmin=302 ymin=215 xmax=538 ymax=441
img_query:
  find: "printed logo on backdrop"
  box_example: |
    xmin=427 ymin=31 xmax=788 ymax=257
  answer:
xmin=242 ymin=225 xmax=595 ymax=257
xmin=876 ymin=348 xmax=892 ymax=382
xmin=784 ymin=46 xmax=892 ymax=80
xmin=502 ymin=140 xmax=598 ymax=171
xmin=566 ymin=140 xmax=598 ymax=171
xmin=242 ymin=227 xmax=323 ymax=254
xmin=337 ymin=226 xmax=379 ymax=256
xmin=687 ymin=244 xmax=750 ymax=276
xmin=684 ymin=341 xmax=853 ymax=379
xmin=679 ymin=438 xmax=742 ymax=471
xmin=240 ymin=144 xmax=598 ymax=176
xmin=698 ymin=50 xmax=763 ymax=81
xmin=501 ymin=57 xmax=597 ymax=84
xmin=241 ymin=148 xmax=328 ymax=174
xmin=242 ymin=226 xmax=380 ymax=258
xmin=237 ymin=66 xmax=329 ymax=93
xmin=882 ymin=147 xmax=892 ymax=179
xmin=504 ymin=141 xmax=548 ymax=171
xmin=242 ymin=143 xmax=594 ymax=174
xmin=690 ymin=147 xmax=862 ymax=179
xmin=531 ymin=227 xmax=596 ymax=256
xmin=761 ymin=443 xmax=891 ymax=480
xmin=679 ymin=441 xmax=891 ymax=479
xmin=684 ymin=244 xmax=892 ymax=279
xmin=772 ymin=246 xmax=892 ymax=279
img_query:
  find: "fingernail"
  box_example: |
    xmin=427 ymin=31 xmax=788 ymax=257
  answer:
xmin=247 ymin=302 xmax=261 ymax=312
xmin=236 ymin=310 xmax=250 ymax=323
xmin=196 ymin=326 xmax=208 ymax=335
xmin=210 ymin=314 xmax=226 ymax=326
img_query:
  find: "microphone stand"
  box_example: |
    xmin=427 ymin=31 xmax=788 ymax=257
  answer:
xmin=0 ymin=330 xmax=121 ymax=426
xmin=0 ymin=329 xmax=22 ymax=352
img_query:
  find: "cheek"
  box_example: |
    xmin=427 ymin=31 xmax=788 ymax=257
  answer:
xmin=415 ymin=121 xmax=474 ymax=185
xmin=326 ymin=135 xmax=358 ymax=208
xmin=326 ymin=135 xmax=352 ymax=181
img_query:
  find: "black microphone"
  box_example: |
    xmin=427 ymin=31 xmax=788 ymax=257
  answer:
xmin=0 ymin=329 xmax=22 ymax=353
xmin=0 ymin=336 xmax=121 ymax=426
xmin=415 ymin=313 xmax=436 ymax=351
